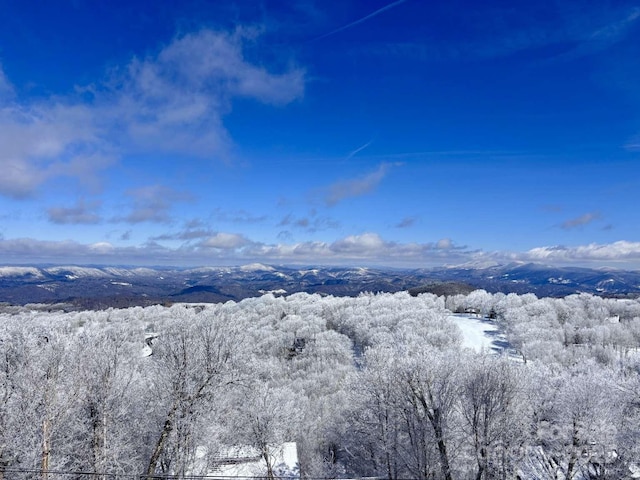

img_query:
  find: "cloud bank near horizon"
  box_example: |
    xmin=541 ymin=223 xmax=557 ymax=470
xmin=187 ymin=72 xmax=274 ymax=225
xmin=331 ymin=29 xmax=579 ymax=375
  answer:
xmin=1 ymin=234 xmax=639 ymax=269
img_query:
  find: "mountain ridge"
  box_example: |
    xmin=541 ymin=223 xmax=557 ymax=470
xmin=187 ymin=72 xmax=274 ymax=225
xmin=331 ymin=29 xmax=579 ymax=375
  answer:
xmin=0 ymin=263 xmax=638 ymax=309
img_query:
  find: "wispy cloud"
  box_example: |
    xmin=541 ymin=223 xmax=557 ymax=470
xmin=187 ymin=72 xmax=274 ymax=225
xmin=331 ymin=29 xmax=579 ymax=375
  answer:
xmin=583 ymin=7 xmax=640 ymax=48
xmin=279 ymin=212 xmax=340 ymax=232
xmin=560 ymin=211 xmax=601 ymax=230
xmin=47 ymin=199 xmax=102 ymax=225
xmin=395 ymin=216 xmax=417 ymax=228
xmin=313 ymin=0 xmax=409 ymax=41
xmin=625 ymin=134 xmax=640 ymax=151
xmin=0 ymin=28 xmax=305 ymax=199
xmin=104 ymin=27 xmax=305 ymax=159
xmin=212 ymin=208 xmax=268 ymax=224
xmin=323 ymin=162 xmax=398 ymax=206
xmin=116 ymin=185 xmax=192 ymax=224
xmin=346 ymin=140 xmax=373 ymax=161
xmin=152 ymin=229 xmax=214 ymax=242
xmin=0 ymin=65 xmax=15 ymax=100
xmin=541 ymin=204 xmax=564 ymax=213
xmin=151 ymin=217 xmax=258 ymax=243
xmin=0 ymin=100 xmax=116 ymax=198
xmin=360 ymin=4 xmax=640 ymax=63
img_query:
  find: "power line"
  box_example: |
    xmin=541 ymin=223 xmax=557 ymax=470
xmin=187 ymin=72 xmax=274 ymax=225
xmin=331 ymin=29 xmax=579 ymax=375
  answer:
xmin=0 ymin=468 xmax=389 ymax=480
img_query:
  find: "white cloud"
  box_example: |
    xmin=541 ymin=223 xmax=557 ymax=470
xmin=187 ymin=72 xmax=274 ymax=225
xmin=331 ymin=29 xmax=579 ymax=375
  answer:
xmin=324 ymin=163 xmax=397 ymax=206
xmin=0 ymin=238 xmax=89 ymax=259
xmin=102 ymin=28 xmax=304 ymax=159
xmin=331 ymin=233 xmax=386 ymax=254
xmin=436 ymin=238 xmax=453 ymax=249
xmin=88 ymin=242 xmax=115 ymax=254
xmin=625 ymin=134 xmax=640 ymax=151
xmin=395 ymin=216 xmax=417 ymax=228
xmin=0 ymin=160 xmax=48 ymax=199
xmin=243 ymin=233 xmax=469 ymax=264
xmin=0 ymin=28 xmax=305 ymax=199
xmin=525 ymin=241 xmax=640 ymax=264
xmin=278 ymin=212 xmax=340 ymax=232
xmin=560 ymin=212 xmax=601 ymax=229
xmin=1 ymin=234 xmax=639 ymax=269
xmin=0 ymin=232 xmax=467 ymax=266
xmin=116 ymin=185 xmax=192 ymax=224
xmin=0 ymin=65 xmax=15 ymax=100
xmin=200 ymin=233 xmax=251 ymax=249
xmin=213 ymin=208 xmax=268 ymax=224
xmin=161 ymin=28 xmax=303 ymax=104
xmin=0 ymin=101 xmax=113 ymax=198
xmin=47 ymin=199 xmax=102 ymax=225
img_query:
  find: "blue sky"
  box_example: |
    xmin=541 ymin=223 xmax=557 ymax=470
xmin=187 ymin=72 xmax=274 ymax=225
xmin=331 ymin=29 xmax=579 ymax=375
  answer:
xmin=1 ymin=0 xmax=640 ymax=268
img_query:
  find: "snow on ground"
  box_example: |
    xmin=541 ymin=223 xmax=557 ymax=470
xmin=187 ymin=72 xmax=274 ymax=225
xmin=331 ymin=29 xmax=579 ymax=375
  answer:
xmin=195 ymin=442 xmax=299 ymax=479
xmin=449 ymin=314 xmax=514 ymax=355
xmin=0 ymin=266 xmax=43 ymax=277
xmin=240 ymin=263 xmax=275 ymax=272
xmin=44 ymin=266 xmax=110 ymax=278
xmin=299 ymin=269 xmax=320 ymax=276
xmin=141 ymin=332 xmax=159 ymax=358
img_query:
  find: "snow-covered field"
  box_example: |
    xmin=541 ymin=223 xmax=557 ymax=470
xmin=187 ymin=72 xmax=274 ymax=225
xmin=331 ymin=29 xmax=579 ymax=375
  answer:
xmin=449 ymin=314 xmax=513 ymax=355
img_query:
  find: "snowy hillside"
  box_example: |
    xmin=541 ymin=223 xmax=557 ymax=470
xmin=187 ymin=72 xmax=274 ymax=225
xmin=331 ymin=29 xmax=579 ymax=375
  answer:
xmin=1 ymin=290 xmax=639 ymax=479
xmin=2 ymin=262 xmax=640 ymax=308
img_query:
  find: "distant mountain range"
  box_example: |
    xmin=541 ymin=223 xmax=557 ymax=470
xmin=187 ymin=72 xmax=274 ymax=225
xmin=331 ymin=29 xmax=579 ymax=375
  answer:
xmin=0 ymin=262 xmax=639 ymax=309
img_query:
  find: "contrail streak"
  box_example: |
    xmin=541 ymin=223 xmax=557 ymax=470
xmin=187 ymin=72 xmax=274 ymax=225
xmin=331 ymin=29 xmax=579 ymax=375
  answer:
xmin=346 ymin=140 xmax=373 ymax=160
xmin=313 ymin=0 xmax=409 ymax=41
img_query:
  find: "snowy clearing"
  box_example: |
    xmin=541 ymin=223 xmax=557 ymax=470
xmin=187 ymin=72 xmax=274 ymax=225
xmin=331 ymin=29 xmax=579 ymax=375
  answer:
xmin=449 ymin=314 xmax=513 ymax=355
xmin=202 ymin=442 xmax=300 ymax=479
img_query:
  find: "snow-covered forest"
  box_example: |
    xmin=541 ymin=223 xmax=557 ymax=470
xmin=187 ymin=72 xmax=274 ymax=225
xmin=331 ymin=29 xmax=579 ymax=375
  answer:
xmin=2 ymin=290 xmax=640 ymax=480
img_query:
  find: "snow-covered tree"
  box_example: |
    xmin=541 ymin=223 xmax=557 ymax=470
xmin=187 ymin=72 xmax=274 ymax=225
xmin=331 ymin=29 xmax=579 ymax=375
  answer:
xmin=458 ymin=354 xmax=530 ymax=480
xmin=142 ymin=308 xmax=246 ymax=478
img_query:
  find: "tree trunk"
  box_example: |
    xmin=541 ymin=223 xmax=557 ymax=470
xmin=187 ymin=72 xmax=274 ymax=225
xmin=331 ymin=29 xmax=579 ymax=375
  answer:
xmin=566 ymin=419 xmax=580 ymax=480
xmin=145 ymin=406 xmax=177 ymax=479
xmin=263 ymin=446 xmax=275 ymax=480
xmin=429 ymin=408 xmax=453 ymax=480
xmin=41 ymin=418 xmax=50 ymax=480
xmin=385 ymin=448 xmax=394 ymax=480
xmin=475 ymin=445 xmax=487 ymax=480
xmin=90 ymin=403 xmax=104 ymax=472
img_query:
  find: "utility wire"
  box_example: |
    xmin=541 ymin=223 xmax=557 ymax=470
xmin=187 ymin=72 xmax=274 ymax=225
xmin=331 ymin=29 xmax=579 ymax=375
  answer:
xmin=0 ymin=468 xmax=387 ymax=480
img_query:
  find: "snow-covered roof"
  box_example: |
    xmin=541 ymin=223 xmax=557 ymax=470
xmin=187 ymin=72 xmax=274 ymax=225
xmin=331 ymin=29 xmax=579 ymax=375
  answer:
xmin=197 ymin=442 xmax=300 ymax=479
